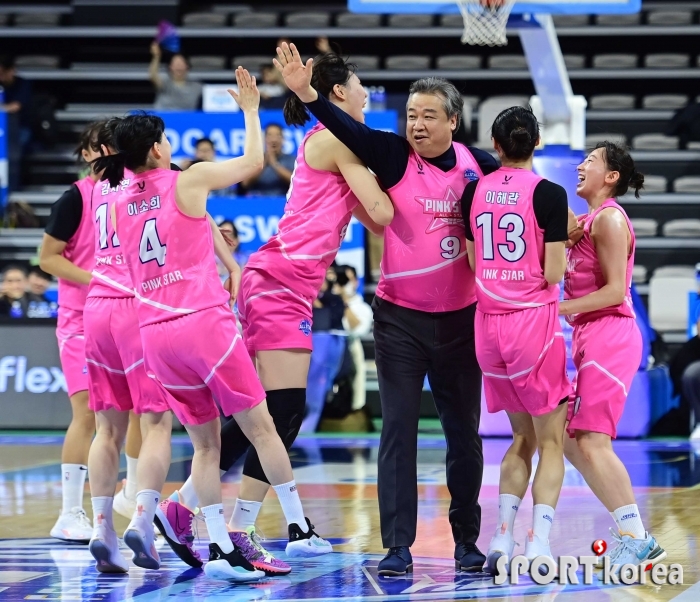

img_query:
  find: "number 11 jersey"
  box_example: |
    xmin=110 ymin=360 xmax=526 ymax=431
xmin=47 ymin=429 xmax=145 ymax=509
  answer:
xmin=114 ymin=168 xmax=228 ymax=327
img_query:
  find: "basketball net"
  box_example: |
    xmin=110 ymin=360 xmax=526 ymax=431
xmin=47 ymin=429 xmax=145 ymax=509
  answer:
xmin=456 ymin=0 xmax=517 ymax=46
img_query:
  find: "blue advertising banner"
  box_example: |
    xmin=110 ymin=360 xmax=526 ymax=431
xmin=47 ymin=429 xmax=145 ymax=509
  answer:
xmin=153 ymin=110 xmax=398 ymax=161
xmin=0 ymin=109 xmax=7 ymax=213
xmin=206 ymin=196 xmax=366 ymax=281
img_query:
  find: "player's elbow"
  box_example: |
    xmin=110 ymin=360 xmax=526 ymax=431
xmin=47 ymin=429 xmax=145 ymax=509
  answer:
xmin=544 ymin=264 xmax=566 ymax=286
xmin=374 ymin=208 xmax=394 ymax=227
xmin=608 ymin=285 xmax=627 ymax=306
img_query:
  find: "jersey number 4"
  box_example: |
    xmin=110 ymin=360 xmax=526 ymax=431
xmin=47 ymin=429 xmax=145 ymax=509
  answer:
xmin=475 ymin=212 xmax=526 ymax=262
xmin=139 ymin=219 xmax=167 ymax=267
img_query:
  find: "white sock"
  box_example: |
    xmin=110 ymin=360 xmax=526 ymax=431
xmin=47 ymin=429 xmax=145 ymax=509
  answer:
xmin=91 ymin=496 xmax=114 ymax=530
xmin=202 ymin=503 xmax=233 ymax=553
xmin=178 ymin=476 xmax=199 ymax=511
xmin=272 ymin=480 xmax=307 ymax=532
xmin=613 ymin=504 xmax=646 ymax=539
xmin=62 ymin=464 xmax=88 ymax=514
xmin=131 ymin=490 xmax=160 ymax=527
xmin=532 ymin=504 xmax=555 ymax=541
xmin=610 ymin=511 xmax=619 ymax=530
xmin=498 ymin=494 xmax=521 ymax=533
xmin=125 ymin=455 xmax=138 ymax=501
xmin=228 ymin=499 xmax=262 ymax=531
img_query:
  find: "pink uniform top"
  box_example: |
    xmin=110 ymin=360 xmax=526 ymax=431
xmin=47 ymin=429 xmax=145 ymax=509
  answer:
xmin=58 ymin=176 xmax=96 ymax=311
xmin=88 ymin=173 xmax=134 ymax=299
xmin=376 ymin=143 xmax=483 ymax=312
xmin=114 ymin=168 xmax=228 ymax=327
xmin=564 ymin=198 xmax=636 ymax=325
xmin=245 ymin=123 xmax=359 ymax=300
xmin=470 ymin=167 xmax=559 ymax=314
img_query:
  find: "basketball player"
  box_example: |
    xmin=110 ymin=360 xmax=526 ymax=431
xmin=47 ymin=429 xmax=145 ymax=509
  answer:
xmin=170 ymin=52 xmax=392 ymax=575
xmin=276 ymin=42 xmax=498 ymax=575
xmin=83 ymin=118 xmax=176 ymax=572
xmin=463 ymin=107 xmax=571 ymax=571
xmin=561 ymin=142 xmax=666 ymax=573
xmin=96 ymin=68 xmax=331 ymax=582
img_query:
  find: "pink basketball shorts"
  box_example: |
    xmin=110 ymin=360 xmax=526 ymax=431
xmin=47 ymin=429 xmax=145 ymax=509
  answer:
xmin=56 ymin=307 xmax=88 ymax=397
xmin=567 ymin=315 xmax=642 ymax=439
xmin=238 ymin=266 xmax=314 ymax=356
xmin=476 ymin=302 xmax=572 ymax=416
xmin=140 ymin=304 xmax=266 ymax=426
xmin=84 ymin=296 xmax=171 ymax=415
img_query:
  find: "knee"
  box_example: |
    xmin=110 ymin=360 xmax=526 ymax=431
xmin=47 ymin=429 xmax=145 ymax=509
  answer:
xmin=511 ymin=431 xmax=538 ymax=458
xmin=573 ymin=436 xmax=597 ymax=464
xmin=95 ymin=421 xmax=124 ymax=446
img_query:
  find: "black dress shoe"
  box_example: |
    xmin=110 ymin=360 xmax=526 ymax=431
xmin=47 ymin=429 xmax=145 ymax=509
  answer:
xmin=454 ymin=542 xmax=486 ymax=572
xmin=378 ymin=546 xmax=413 ymax=575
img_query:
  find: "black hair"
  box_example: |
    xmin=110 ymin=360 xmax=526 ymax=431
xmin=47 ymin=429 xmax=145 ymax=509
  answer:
xmin=92 ymin=113 xmax=166 ymax=187
xmin=89 ymin=117 xmax=121 ymax=157
xmin=2 ymin=264 xmax=27 ymax=278
xmin=491 ymin=106 xmax=540 ymax=161
xmin=169 ymin=53 xmax=190 ymax=68
xmin=594 ymin=141 xmax=645 ymax=199
xmin=0 ymin=55 xmax=16 ymax=70
xmin=283 ymin=52 xmax=357 ymax=126
xmin=74 ymin=120 xmax=110 ymax=160
xmin=195 ymin=137 xmax=214 ymax=148
xmin=219 ymin=220 xmax=238 ymax=238
xmin=342 ymin=264 xmax=357 ymax=279
xmin=28 ymin=266 xmax=52 ymax=280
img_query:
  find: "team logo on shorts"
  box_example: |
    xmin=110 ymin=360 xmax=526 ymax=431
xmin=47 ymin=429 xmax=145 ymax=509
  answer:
xmin=299 ymin=319 xmax=312 ymax=336
xmin=464 ymin=169 xmax=479 ymax=181
xmin=574 ymin=396 xmax=581 ymax=415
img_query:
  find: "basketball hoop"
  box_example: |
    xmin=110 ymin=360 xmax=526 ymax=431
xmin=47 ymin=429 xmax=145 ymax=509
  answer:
xmin=456 ymin=0 xmax=518 ymax=46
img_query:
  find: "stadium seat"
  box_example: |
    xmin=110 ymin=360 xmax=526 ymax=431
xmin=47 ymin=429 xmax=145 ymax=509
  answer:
xmin=552 ymin=15 xmax=589 ymax=27
xmin=440 ymin=14 xmax=464 ymax=28
xmin=14 ymin=13 xmax=60 ymax=27
xmin=285 ymin=12 xmax=330 ymax=28
xmin=182 ymin=13 xmax=228 ymax=27
xmin=488 ymin=55 xmax=528 ymax=70
xmin=585 ymin=133 xmax=628 ymax=148
xmin=348 ymin=55 xmax=380 ymax=70
xmin=462 ymin=96 xmax=480 ymax=110
xmin=436 ymin=55 xmax=481 ymax=70
xmin=588 ymin=94 xmax=636 ymax=110
xmin=630 ymin=218 xmax=658 ymax=238
xmin=595 ymin=13 xmax=641 ymax=26
xmin=648 ymin=266 xmax=696 ymax=332
xmin=563 ymin=55 xmax=586 ymax=69
xmin=632 ymin=264 xmax=648 ymax=284
xmin=644 ymin=54 xmax=690 ymax=69
xmin=662 ymin=219 xmax=700 ymax=237
xmin=0 ymin=14 xmax=7 ymax=26
xmin=673 ymin=176 xmax=700 ymax=193
xmin=592 ymin=54 xmax=638 ymax=69
xmin=189 ymin=56 xmax=227 ymax=71
xmin=233 ymin=12 xmax=278 ymax=27
xmin=232 ymin=56 xmax=273 ymax=71
xmin=640 ymin=175 xmax=668 ymax=193
xmin=385 ymin=55 xmax=431 ymax=70
xmin=477 ymin=96 xmax=530 ymax=145
xmin=336 ymin=13 xmax=381 ymax=28
xmin=647 ymin=11 xmax=693 ymax=26
xmin=642 ymin=94 xmax=689 ymax=110
xmin=15 ymin=55 xmax=60 ymax=69
xmin=388 ymin=14 xmax=433 ymax=28
xmin=632 ymin=134 xmax=680 ymax=150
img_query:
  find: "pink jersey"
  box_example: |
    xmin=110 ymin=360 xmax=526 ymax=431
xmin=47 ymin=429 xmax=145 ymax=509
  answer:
xmin=114 ymin=168 xmax=228 ymax=327
xmin=376 ymin=143 xmax=483 ymax=312
xmin=470 ymin=167 xmax=559 ymax=314
xmin=88 ymin=173 xmax=134 ymax=299
xmin=564 ymin=198 xmax=636 ymax=326
xmin=57 ymin=176 xmax=96 ymax=311
xmin=245 ymin=123 xmax=359 ymax=300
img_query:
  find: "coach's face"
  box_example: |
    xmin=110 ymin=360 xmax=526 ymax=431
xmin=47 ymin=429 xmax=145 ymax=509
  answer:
xmin=406 ymin=92 xmax=457 ymax=159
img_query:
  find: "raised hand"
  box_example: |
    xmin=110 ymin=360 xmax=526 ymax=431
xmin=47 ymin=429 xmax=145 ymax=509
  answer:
xmin=150 ymin=41 xmax=161 ymax=59
xmin=273 ymin=42 xmax=316 ymax=102
xmin=228 ymin=67 xmax=260 ymax=113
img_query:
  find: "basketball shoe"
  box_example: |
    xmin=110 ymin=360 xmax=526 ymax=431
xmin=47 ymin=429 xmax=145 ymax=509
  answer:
xmin=153 ymin=498 xmax=203 ymax=567
xmin=524 ymin=529 xmax=556 ymax=576
xmin=285 ymin=518 xmax=333 ymax=557
xmin=124 ymin=510 xmax=160 ymax=570
xmin=230 ymin=528 xmax=291 ymax=576
xmin=604 ymin=532 xmax=667 ymax=578
xmin=485 ymin=522 xmax=516 ymax=574
xmin=89 ymin=513 xmax=129 ymax=573
xmin=50 ymin=507 xmax=93 ymax=542
xmin=203 ymin=542 xmax=265 ymax=582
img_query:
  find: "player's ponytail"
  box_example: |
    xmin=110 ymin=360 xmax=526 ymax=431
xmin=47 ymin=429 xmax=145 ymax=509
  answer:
xmin=594 ymin=141 xmax=645 ymax=199
xmin=92 ymin=113 xmax=166 ymax=187
xmin=74 ymin=120 xmax=109 ymax=160
xmin=283 ymin=52 xmax=357 ymax=126
xmin=491 ymin=106 xmax=540 ymax=161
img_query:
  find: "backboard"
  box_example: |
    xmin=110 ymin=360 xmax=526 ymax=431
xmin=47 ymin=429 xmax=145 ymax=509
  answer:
xmin=348 ymin=0 xmax=641 ymax=15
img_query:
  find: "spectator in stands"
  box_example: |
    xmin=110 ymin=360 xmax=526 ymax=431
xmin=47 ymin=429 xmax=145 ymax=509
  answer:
xmin=336 ymin=265 xmax=373 ymax=413
xmin=215 ymin=220 xmax=248 ymax=280
xmin=185 ymin=138 xmax=238 ymax=196
xmin=259 ymin=63 xmax=290 ymax=109
xmin=27 ymin=266 xmax=52 ymax=301
xmin=0 ymin=265 xmax=45 ymax=318
xmin=149 ymin=42 xmax=202 ymax=110
xmin=670 ymin=314 xmax=700 ymax=440
xmin=241 ymin=124 xmax=294 ymax=196
xmin=0 ymin=55 xmax=33 ymax=192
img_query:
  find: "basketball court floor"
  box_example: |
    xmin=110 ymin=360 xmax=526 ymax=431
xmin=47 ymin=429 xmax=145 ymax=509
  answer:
xmin=1 ymin=430 xmax=699 ymax=601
